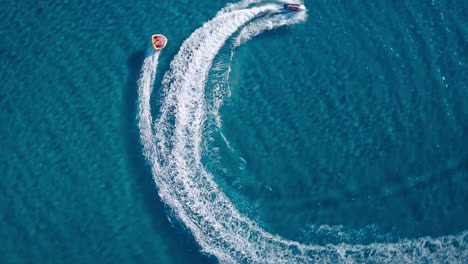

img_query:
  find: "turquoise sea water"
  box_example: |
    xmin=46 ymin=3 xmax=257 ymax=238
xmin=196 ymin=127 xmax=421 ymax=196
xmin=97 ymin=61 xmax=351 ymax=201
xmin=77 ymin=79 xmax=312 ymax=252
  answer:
xmin=1 ymin=0 xmax=467 ymax=263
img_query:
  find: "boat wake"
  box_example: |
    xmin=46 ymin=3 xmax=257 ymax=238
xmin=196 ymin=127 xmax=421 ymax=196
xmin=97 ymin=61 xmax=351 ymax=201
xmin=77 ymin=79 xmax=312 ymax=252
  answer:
xmin=137 ymin=1 xmax=467 ymax=263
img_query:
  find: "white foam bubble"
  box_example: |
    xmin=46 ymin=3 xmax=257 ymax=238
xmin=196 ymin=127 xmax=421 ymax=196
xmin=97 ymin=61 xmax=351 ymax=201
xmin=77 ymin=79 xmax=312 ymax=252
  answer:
xmin=137 ymin=1 xmax=467 ymax=263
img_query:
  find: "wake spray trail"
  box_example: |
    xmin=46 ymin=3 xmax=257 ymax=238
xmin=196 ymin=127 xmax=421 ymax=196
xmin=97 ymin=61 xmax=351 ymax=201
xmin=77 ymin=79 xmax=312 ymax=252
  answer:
xmin=138 ymin=1 xmax=467 ymax=263
xmin=137 ymin=48 xmax=159 ymax=152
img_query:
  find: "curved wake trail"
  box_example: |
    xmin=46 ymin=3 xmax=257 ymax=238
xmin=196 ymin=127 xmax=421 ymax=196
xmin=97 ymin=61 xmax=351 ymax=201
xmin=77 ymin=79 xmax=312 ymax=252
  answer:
xmin=137 ymin=1 xmax=467 ymax=263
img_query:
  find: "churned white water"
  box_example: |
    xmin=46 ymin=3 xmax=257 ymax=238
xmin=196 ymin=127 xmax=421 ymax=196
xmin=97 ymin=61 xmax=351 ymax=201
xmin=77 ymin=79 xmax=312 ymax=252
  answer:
xmin=137 ymin=1 xmax=467 ymax=263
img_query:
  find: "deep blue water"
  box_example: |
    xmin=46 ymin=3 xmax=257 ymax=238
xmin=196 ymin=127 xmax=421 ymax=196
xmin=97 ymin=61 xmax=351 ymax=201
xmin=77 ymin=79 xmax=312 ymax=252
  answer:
xmin=1 ymin=0 xmax=467 ymax=263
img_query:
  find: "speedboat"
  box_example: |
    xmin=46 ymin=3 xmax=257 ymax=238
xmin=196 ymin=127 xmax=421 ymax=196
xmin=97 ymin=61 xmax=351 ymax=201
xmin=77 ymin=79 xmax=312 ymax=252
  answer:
xmin=283 ymin=4 xmax=304 ymax=11
xmin=152 ymin=34 xmax=168 ymax=50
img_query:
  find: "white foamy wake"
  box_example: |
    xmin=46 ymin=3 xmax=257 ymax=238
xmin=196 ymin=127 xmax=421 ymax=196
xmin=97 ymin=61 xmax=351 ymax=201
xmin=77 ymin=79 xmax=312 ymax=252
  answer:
xmin=137 ymin=48 xmax=159 ymax=146
xmin=137 ymin=1 xmax=467 ymax=263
